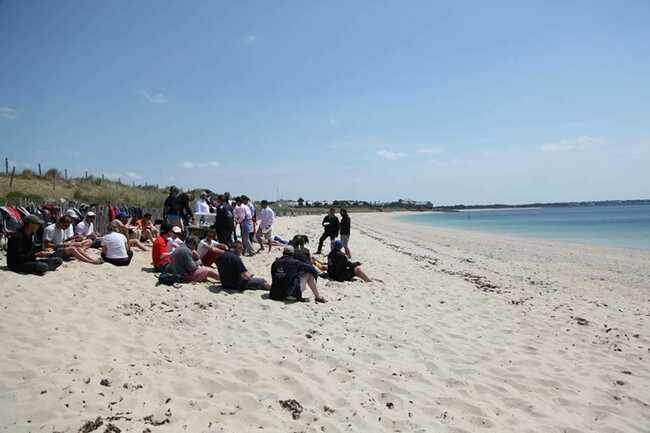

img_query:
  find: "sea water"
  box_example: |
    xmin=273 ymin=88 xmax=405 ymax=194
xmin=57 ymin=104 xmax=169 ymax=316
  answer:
xmin=400 ymin=205 xmax=650 ymax=250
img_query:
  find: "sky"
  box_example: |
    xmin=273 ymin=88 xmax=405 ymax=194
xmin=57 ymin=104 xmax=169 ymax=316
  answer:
xmin=1 ymin=0 xmax=649 ymax=205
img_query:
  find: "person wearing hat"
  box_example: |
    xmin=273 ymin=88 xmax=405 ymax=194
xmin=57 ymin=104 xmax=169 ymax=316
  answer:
xmin=75 ymin=211 xmax=100 ymax=246
xmin=270 ymin=245 xmax=326 ymax=303
xmin=7 ymin=215 xmax=64 ymax=275
xmin=327 ymin=239 xmax=370 ymax=282
xmin=166 ymin=225 xmax=184 ymax=253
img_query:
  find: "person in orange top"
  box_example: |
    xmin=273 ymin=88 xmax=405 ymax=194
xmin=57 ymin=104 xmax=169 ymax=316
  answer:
xmin=152 ymin=223 xmax=173 ymax=272
xmin=137 ymin=213 xmax=159 ymax=242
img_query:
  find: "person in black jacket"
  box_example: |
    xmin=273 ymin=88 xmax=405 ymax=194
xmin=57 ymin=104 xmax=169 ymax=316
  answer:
xmin=316 ymin=208 xmax=340 ymax=254
xmin=339 ymin=208 xmax=351 ymax=258
xmin=7 ymin=215 xmax=63 ymax=275
xmin=213 ymin=194 xmax=235 ymax=246
xmin=327 ymin=240 xmax=370 ymax=282
xmin=270 ymin=245 xmax=327 ymax=303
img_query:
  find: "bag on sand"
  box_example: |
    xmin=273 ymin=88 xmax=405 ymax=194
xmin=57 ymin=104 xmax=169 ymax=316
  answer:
xmin=158 ymin=272 xmax=184 ymax=286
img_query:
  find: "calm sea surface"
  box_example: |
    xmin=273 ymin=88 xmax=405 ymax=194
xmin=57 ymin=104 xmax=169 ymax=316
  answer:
xmin=400 ymin=205 xmax=650 ymax=250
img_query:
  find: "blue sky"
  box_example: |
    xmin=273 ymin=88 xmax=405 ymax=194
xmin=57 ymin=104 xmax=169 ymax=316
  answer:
xmin=1 ymin=1 xmax=649 ymax=205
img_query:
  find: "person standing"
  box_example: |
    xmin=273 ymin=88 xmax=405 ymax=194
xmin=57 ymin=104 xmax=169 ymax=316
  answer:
xmin=7 ymin=215 xmax=63 ymax=275
xmin=163 ymin=186 xmax=183 ymax=227
xmin=339 ymin=208 xmax=352 ymax=258
xmin=195 ymin=191 xmax=210 ymax=214
xmin=316 ymin=207 xmax=339 ymax=254
xmin=213 ymin=194 xmax=235 ymax=246
xmin=256 ymin=200 xmax=275 ymax=253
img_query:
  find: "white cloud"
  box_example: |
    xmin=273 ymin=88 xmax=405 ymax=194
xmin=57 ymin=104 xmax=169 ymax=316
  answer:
xmin=179 ymin=160 xmax=221 ymax=169
xmin=126 ymin=171 xmax=143 ymax=180
xmin=244 ymin=34 xmax=257 ymax=45
xmin=417 ymin=147 xmax=444 ymax=155
xmin=142 ymin=90 xmax=168 ymax=104
xmin=540 ymin=135 xmax=596 ymax=152
xmin=0 ymin=106 xmax=17 ymax=120
xmin=377 ymin=150 xmax=405 ymax=161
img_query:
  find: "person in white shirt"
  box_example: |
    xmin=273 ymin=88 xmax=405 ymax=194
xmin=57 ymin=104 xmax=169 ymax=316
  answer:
xmin=256 ymin=200 xmax=275 ymax=253
xmin=197 ymin=229 xmax=229 ymax=266
xmin=43 ymin=216 xmax=102 ymax=264
xmin=75 ymin=212 xmax=96 ymax=238
xmin=101 ymin=221 xmax=133 ymax=266
xmin=195 ymin=192 xmax=211 ymax=214
xmin=167 ymin=226 xmax=184 ymax=253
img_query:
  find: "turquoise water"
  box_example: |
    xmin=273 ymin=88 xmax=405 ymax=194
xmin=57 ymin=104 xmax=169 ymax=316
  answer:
xmin=400 ymin=205 xmax=650 ymax=250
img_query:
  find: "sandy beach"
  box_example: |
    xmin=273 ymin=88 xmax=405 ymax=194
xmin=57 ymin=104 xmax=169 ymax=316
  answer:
xmin=1 ymin=212 xmax=648 ymax=433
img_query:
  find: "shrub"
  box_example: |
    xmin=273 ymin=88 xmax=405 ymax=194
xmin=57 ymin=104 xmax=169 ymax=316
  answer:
xmin=44 ymin=168 xmax=61 ymax=179
xmin=21 ymin=168 xmax=35 ymax=178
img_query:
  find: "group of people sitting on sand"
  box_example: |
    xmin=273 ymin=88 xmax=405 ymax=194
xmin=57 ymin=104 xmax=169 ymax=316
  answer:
xmin=5 ymin=189 xmax=371 ymax=304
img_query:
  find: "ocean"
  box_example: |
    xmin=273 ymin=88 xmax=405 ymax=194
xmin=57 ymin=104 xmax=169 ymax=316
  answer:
xmin=400 ymin=205 xmax=650 ymax=250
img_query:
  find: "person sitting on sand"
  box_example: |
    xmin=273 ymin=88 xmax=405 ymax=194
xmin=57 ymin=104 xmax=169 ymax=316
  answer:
xmin=327 ymin=240 xmax=370 ymax=282
xmin=112 ymin=219 xmax=148 ymax=251
xmin=43 ymin=216 xmax=102 ymax=264
xmin=197 ymin=229 xmax=229 ymax=267
xmin=167 ymin=236 xmax=220 ymax=283
xmin=290 ymin=235 xmax=327 ymax=272
xmin=167 ymin=226 xmax=184 ymax=253
xmin=316 ymin=207 xmax=340 ymax=254
xmin=152 ymin=223 xmax=173 ymax=272
xmin=270 ymin=245 xmax=326 ymax=303
xmin=101 ymin=221 xmax=133 ymax=266
xmin=7 ymin=215 xmax=64 ymax=275
xmin=216 ymin=240 xmax=270 ymax=291
xmin=74 ymin=211 xmax=101 ymax=248
xmin=136 ymin=213 xmax=158 ymax=242
xmin=256 ymin=200 xmax=275 ymax=253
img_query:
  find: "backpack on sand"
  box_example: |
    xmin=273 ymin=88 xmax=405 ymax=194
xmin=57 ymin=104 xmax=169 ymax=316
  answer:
xmin=157 ymin=272 xmax=184 ymax=286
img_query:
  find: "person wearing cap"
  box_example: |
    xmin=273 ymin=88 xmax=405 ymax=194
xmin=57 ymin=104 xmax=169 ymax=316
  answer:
xmin=216 ymin=240 xmax=270 ymax=291
xmin=327 ymin=239 xmax=370 ymax=282
xmin=270 ymin=245 xmax=326 ymax=303
xmin=166 ymin=225 xmax=184 ymax=253
xmin=43 ymin=216 xmax=102 ymax=264
xmin=75 ymin=211 xmax=100 ymax=247
xmin=101 ymin=221 xmax=133 ymax=266
xmin=7 ymin=214 xmax=64 ymax=275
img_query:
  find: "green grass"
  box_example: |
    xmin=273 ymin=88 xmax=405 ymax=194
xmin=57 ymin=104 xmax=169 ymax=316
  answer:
xmin=0 ymin=172 xmax=167 ymax=207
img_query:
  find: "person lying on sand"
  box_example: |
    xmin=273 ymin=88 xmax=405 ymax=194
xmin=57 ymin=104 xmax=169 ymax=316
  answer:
xmin=167 ymin=236 xmax=220 ymax=283
xmin=7 ymin=214 xmax=63 ymax=275
xmin=43 ymin=216 xmax=102 ymax=265
xmin=327 ymin=240 xmax=370 ymax=282
xmin=270 ymin=245 xmax=326 ymax=303
xmin=216 ymin=240 xmax=270 ymax=291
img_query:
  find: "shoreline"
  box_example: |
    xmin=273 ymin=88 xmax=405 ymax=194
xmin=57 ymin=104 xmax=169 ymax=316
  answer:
xmin=395 ymin=210 xmax=650 ymax=252
xmin=1 ymin=213 xmax=648 ymax=432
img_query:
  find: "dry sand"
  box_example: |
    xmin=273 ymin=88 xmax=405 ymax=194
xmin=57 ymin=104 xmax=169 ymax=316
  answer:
xmin=0 ymin=213 xmax=648 ymax=433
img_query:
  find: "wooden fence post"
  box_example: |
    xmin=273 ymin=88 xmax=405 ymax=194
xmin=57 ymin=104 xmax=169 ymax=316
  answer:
xmin=38 ymin=163 xmax=42 ymax=177
xmin=9 ymin=166 xmax=15 ymax=188
xmin=4 ymin=157 xmax=8 ymax=175
xmin=64 ymin=168 xmax=68 ymax=181
xmin=53 ymin=175 xmax=56 ymax=191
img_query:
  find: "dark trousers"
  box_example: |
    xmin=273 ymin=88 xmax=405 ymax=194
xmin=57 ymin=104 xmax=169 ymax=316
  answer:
xmin=216 ymin=229 xmax=232 ymax=247
xmin=13 ymin=257 xmax=63 ymax=276
xmin=101 ymin=250 xmax=133 ymax=267
xmin=317 ymin=232 xmax=335 ymax=253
